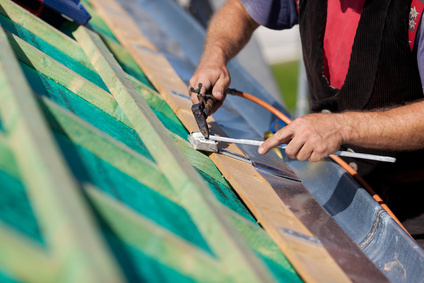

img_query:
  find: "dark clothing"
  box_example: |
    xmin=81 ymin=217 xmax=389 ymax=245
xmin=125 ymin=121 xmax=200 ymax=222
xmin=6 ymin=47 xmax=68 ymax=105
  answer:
xmin=300 ymin=0 xmax=424 ymax=220
xmin=242 ymin=0 xmax=424 ymax=220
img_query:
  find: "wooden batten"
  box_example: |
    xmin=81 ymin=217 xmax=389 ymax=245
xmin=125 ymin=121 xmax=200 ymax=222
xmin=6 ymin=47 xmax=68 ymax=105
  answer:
xmin=73 ymin=24 xmax=276 ymax=283
xmin=0 ymin=221 xmax=57 ymax=283
xmin=86 ymin=0 xmax=352 ymax=282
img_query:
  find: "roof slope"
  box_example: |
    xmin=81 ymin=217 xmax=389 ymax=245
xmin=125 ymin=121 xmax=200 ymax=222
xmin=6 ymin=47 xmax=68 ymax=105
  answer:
xmin=0 ymin=0 xmax=303 ymax=282
xmin=0 ymin=0 xmax=423 ymax=282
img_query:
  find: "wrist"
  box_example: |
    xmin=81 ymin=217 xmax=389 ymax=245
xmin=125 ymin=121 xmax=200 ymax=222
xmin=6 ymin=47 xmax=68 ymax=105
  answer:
xmin=337 ymin=112 xmax=358 ymax=145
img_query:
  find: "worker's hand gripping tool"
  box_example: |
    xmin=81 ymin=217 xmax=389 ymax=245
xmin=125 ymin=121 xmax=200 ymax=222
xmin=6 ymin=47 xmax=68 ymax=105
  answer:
xmin=190 ymin=83 xmax=217 ymax=139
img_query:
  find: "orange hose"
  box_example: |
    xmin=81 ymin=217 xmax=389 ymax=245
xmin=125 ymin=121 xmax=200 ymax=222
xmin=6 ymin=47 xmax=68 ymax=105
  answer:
xmin=233 ymin=90 xmax=410 ymax=235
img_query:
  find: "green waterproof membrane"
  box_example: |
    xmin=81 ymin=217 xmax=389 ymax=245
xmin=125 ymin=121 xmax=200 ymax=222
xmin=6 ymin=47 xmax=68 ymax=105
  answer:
xmin=53 ymin=131 xmax=214 ymax=256
xmin=0 ymin=13 xmax=108 ymax=92
xmin=20 ymin=62 xmax=154 ymax=161
xmin=197 ymin=170 xmax=256 ymax=222
xmin=0 ymin=272 xmax=20 ymax=283
xmin=0 ymin=170 xmax=44 ymax=246
xmin=100 ymin=221 xmax=196 ymax=283
xmin=260 ymin=254 xmax=302 ymax=283
xmin=0 ymin=143 xmax=44 ymax=245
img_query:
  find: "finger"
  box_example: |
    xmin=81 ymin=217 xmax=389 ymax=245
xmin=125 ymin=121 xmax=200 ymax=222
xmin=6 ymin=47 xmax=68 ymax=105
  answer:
xmin=308 ymin=151 xmax=326 ymax=162
xmin=189 ymin=91 xmax=199 ymax=104
xmin=295 ymin=143 xmax=313 ymax=161
xmin=211 ymin=95 xmax=226 ymax=114
xmin=284 ymin=132 xmax=310 ymax=159
xmin=307 ymin=142 xmax=331 ymax=162
xmin=258 ymin=127 xmax=292 ymax=155
xmin=189 ymin=79 xmax=212 ymax=104
xmin=200 ymin=81 xmax=212 ymax=95
xmin=213 ymin=76 xmax=230 ymax=101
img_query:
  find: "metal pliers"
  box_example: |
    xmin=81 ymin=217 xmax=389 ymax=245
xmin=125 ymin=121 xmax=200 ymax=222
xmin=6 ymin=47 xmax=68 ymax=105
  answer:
xmin=189 ymin=83 xmax=217 ymax=139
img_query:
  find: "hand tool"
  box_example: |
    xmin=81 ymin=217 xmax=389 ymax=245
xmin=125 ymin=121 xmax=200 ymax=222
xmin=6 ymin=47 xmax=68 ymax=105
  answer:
xmin=188 ymin=132 xmax=301 ymax=181
xmin=189 ymin=83 xmax=217 ymax=139
xmin=188 ymin=131 xmax=396 ymax=163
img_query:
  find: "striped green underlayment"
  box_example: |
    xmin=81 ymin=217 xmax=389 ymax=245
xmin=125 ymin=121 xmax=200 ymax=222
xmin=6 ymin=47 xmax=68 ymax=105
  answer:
xmin=0 ymin=1 xmax=302 ymax=282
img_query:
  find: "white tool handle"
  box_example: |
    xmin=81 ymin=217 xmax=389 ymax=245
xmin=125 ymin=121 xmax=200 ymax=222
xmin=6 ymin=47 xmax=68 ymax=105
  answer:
xmin=208 ymin=135 xmax=395 ymax=163
xmin=333 ymin=151 xmax=395 ymax=163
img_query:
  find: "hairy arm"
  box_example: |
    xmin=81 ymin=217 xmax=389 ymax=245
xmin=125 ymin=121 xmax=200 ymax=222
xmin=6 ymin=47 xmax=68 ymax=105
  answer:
xmin=189 ymin=0 xmax=259 ymax=111
xmin=259 ymin=100 xmax=424 ymax=161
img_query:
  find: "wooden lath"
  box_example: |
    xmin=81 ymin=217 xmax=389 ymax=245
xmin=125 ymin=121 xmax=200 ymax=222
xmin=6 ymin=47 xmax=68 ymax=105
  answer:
xmin=0 ymin=25 xmax=125 ymax=283
xmin=0 ymin=221 xmax=57 ymax=283
xmin=73 ymin=24 xmax=276 ymax=283
xmin=85 ymin=0 xmax=352 ymax=282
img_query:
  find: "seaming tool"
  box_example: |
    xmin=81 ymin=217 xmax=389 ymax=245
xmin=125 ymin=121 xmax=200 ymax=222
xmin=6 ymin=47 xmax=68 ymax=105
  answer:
xmin=188 ymin=131 xmax=396 ymax=163
xmin=189 ymin=83 xmax=216 ymax=139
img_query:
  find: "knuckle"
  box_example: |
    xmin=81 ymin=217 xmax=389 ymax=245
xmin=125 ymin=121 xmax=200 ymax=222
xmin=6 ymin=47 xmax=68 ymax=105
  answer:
xmin=297 ymin=153 xmax=307 ymax=161
xmin=285 ymin=147 xmax=296 ymax=159
xmin=309 ymin=154 xmax=320 ymax=162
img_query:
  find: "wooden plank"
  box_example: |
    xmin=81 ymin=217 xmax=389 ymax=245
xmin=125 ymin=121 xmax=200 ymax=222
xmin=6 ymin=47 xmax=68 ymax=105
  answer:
xmin=73 ymin=25 xmax=275 ymax=283
xmin=0 ymin=222 xmax=58 ymax=283
xmin=87 ymin=1 xmax=352 ymax=282
xmin=85 ymin=184 xmax=230 ymax=282
xmin=5 ymin=30 xmax=131 ymax=127
xmin=39 ymin=95 xmax=178 ymax=203
xmin=0 ymin=26 xmax=125 ymax=283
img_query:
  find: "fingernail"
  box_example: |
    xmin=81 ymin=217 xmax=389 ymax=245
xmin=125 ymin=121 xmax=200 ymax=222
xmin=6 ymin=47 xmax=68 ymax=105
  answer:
xmin=215 ymin=92 xmax=223 ymax=99
xmin=258 ymin=147 xmax=264 ymax=154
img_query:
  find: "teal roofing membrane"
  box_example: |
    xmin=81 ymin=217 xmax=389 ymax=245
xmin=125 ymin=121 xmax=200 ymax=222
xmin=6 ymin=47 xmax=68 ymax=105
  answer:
xmin=123 ymin=0 xmax=424 ymax=281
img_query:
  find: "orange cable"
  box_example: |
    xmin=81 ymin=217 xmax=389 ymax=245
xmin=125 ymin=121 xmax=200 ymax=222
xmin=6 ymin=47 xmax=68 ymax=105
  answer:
xmin=232 ymin=90 xmax=410 ymax=236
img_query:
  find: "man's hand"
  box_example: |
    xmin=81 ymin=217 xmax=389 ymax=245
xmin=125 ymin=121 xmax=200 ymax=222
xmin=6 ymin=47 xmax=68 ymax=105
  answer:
xmin=189 ymin=58 xmax=230 ymax=114
xmin=258 ymin=113 xmax=348 ymax=162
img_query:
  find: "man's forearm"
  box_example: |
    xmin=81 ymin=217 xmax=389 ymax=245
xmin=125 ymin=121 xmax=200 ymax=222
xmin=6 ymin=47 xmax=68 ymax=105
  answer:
xmin=189 ymin=0 xmax=258 ymax=106
xmin=199 ymin=0 xmax=259 ymax=66
xmin=341 ymin=100 xmax=424 ymax=150
xmin=259 ymin=100 xmax=424 ymax=161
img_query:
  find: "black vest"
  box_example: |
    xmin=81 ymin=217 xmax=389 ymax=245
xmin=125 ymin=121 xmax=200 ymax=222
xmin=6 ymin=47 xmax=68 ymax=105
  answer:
xmin=298 ymin=0 xmax=424 ymax=190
